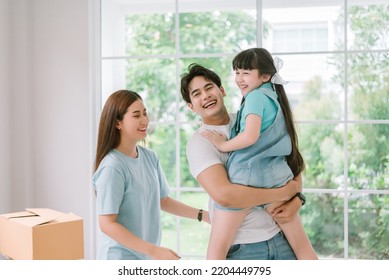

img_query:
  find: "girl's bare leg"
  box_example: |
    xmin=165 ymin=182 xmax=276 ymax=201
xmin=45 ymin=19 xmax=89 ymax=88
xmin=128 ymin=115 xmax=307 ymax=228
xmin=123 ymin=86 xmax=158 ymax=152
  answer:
xmin=266 ymin=202 xmax=318 ymax=260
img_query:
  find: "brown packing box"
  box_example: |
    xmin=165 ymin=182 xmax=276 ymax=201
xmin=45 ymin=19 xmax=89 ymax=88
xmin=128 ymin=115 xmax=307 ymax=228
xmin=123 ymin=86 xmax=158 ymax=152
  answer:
xmin=0 ymin=208 xmax=84 ymax=260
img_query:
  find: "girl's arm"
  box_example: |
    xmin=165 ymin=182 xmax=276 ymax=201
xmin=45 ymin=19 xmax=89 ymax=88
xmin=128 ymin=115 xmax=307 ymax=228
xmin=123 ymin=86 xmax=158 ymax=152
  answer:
xmin=160 ymin=196 xmax=211 ymax=224
xmin=197 ymin=163 xmax=301 ymax=208
xmin=98 ymin=214 xmax=180 ymax=259
xmin=201 ymin=114 xmax=261 ymax=152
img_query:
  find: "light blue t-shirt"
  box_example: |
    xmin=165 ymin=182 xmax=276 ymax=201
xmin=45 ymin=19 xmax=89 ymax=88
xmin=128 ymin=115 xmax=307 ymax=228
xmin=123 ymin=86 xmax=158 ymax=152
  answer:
xmin=238 ymin=82 xmax=278 ymax=134
xmin=92 ymin=146 xmax=170 ymax=260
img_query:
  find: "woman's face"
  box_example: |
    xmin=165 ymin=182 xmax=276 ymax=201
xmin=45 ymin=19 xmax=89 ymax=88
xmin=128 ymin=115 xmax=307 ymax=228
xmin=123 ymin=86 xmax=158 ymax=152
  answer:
xmin=116 ymin=99 xmax=149 ymax=143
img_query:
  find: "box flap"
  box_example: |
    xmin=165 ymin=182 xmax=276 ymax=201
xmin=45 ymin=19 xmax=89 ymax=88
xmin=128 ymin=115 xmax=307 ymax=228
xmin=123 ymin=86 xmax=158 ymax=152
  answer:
xmin=1 ymin=208 xmax=60 ymax=227
xmin=1 ymin=211 xmax=37 ymax=219
xmin=25 ymin=208 xmax=65 ymax=219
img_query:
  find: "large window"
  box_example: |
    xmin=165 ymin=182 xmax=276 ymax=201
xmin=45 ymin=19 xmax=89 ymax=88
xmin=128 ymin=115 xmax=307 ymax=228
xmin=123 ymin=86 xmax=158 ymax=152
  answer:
xmin=99 ymin=0 xmax=389 ymax=259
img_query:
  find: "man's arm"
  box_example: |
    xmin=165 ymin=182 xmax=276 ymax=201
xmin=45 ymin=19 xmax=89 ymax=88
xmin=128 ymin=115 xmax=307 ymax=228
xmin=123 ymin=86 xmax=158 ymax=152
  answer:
xmin=197 ymin=163 xmax=301 ymax=208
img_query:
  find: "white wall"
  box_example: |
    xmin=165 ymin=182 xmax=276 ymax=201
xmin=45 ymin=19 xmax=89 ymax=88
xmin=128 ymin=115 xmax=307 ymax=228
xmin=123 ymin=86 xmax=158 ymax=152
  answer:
xmin=9 ymin=0 xmax=34 ymax=209
xmin=1 ymin=0 xmax=96 ymax=259
xmin=0 ymin=0 xmax=11 ymax=215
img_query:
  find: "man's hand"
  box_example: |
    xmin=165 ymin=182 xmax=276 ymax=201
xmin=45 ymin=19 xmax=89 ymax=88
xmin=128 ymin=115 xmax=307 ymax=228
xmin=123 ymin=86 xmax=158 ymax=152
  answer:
xmin=270 ymin=196 xmax=301 ymax=224
xmin=282 ymin=179 xmax=302 ymax=202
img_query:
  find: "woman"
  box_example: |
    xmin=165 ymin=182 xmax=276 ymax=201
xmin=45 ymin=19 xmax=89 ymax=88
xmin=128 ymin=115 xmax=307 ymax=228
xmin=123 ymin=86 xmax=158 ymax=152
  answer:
xmin=93 ymin=89 xmax=209 ymax=260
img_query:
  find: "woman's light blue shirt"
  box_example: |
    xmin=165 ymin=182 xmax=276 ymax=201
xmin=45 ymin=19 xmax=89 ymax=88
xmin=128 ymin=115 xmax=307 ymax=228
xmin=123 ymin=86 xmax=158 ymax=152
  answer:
xmin=92 ymin=146 xmax=169 ymax=260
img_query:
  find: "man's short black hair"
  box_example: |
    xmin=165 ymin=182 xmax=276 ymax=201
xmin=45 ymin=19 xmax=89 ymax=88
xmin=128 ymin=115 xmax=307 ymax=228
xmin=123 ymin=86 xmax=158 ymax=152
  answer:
xmin=180 ymin=63 xmax=222 ymax=104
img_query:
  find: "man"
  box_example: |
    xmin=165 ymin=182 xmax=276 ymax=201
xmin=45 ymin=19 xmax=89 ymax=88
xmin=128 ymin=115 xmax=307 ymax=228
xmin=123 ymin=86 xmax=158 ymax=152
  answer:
xmin=180 ymin=63 xmax=303 ymax=259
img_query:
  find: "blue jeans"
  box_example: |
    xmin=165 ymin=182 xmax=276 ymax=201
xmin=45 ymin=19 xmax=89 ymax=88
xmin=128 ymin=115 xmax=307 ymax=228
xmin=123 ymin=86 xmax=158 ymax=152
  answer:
xmin=226 ymin=231 xmax=297 ymax=260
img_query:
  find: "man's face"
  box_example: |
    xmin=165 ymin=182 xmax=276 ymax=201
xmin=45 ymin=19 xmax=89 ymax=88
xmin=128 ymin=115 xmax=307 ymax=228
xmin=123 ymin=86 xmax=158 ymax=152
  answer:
xmin=187 ymin=76 xmax=226 ymax=123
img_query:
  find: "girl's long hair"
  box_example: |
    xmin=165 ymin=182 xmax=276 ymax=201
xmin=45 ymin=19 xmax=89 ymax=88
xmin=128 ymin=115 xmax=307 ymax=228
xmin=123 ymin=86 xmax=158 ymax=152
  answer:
xmin=232 ymin=48 xmax=305 ymax=175
xmin=94 ymin=90 xmax=142 ymax=172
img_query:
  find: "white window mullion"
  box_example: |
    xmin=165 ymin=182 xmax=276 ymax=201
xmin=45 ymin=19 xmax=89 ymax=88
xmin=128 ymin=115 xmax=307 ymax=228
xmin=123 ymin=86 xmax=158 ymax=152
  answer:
xmin=257 ymin=0 xmax=263 ymax=46
xmin=343 ymin=0 xmax=349 ymax=260
xmin=175 ymin=0 xmax=181 ymax=255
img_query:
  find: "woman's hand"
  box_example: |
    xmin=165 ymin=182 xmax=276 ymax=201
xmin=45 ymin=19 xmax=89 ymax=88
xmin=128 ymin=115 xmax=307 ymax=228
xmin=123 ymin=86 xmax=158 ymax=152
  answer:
xmin=150 ymin=245 xmax=181 ymax=260
xmin=202 ymin=210 xmax=211 ymax=224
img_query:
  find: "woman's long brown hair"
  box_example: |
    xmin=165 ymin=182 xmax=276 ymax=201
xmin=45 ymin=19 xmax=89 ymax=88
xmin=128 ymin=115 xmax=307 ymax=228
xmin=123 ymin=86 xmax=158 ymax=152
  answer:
xmin=94 ymin=90 xmax=142 ymax=172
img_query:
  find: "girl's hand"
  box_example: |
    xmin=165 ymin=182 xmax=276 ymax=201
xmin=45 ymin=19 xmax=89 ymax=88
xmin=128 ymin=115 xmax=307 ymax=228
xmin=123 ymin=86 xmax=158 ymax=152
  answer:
xmin=150 ymin=246 xmax=181 ymax=260
xmin=201 ymin=130 xmax=228 ymax=152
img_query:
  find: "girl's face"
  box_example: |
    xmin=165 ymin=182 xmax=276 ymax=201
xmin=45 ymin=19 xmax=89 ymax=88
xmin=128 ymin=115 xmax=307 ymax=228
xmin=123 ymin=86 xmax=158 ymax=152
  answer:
xmin=234 ymin=68 xmax=269 ymax=96
xmin=116 ymin=99 xmax=149 ymax=143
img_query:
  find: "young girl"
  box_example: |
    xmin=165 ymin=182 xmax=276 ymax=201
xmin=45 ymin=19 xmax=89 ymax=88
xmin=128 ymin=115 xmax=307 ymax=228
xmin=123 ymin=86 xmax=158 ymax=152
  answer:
xmin=202 ymin=48 xmax=318 ymax=260
xmin=93 ymin=89 xmax=209 ymax=260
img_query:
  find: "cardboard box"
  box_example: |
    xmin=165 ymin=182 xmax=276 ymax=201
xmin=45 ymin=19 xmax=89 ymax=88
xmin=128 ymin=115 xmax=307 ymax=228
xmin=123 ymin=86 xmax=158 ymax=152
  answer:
xmin=0 ymin=208 xmax=84 ymax=260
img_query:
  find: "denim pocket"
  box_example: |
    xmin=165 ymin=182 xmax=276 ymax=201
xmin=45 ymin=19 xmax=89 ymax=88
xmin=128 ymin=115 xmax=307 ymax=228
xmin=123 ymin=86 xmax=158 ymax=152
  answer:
xmin=227 ymin=243 xmax=242 ymax=256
